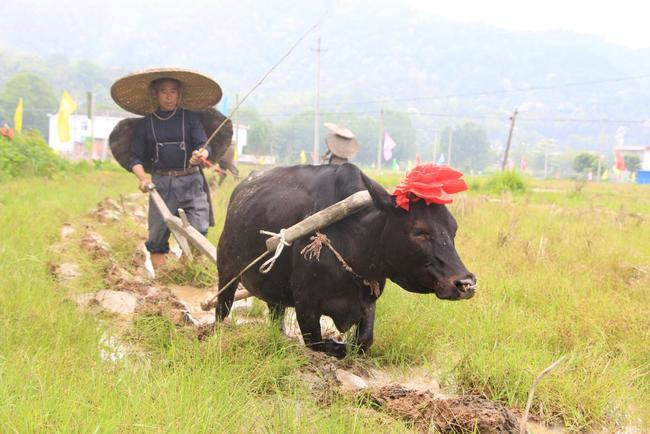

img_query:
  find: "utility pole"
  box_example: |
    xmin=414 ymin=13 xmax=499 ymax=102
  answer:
xmin=432 ymin=129 xmax=439 ymax=163
xmin=596 ymin=130 xmax=605 ymax=182
xmin=377 ymin=109 xmax=385 ymax=169
xmin=447 ymin=128 xmax=453 ymax=166
xmin=311 ymin=36 xmax=327 ymax=164
xmin=544 ymin=140 xmax=549 ymax=179
xmin=86 ymin=91 xmax=97 ymax=159
xmin=234 ymin=93 xmax=239 ymax=160
xmin=501 ymin=108 xmax=518 ymax=171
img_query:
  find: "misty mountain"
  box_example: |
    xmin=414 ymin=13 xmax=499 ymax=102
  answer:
xmin=2 ymin=0 xmax=650 ymax=151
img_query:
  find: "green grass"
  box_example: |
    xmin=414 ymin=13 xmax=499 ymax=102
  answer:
xmin=0 ymin=170 xmax=408 ymax=433
xmin=1 ymin=167 xmax=649 ymax=432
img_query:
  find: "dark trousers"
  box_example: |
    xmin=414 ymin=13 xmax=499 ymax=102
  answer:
xmin=145 ymin=172 xmax=210 ymax=253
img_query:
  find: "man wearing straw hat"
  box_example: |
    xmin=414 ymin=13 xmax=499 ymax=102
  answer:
xmin=322 ymin=122 xmax=358 ymax=165
xmin=111 ymin=68 xmax=222 ymax=269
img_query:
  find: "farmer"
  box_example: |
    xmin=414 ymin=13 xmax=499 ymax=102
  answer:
xmin=110 ymin=68 xmax=223 ymax=269
xmin=321 ymin=122 xmax=358 ymax=165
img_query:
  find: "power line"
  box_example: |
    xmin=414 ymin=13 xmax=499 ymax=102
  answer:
xmin=255 ymin=73 xmax=650 ymax=109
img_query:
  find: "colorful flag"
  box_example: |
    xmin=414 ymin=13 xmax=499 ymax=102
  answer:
xmin=601 ymin=169 xmax=609 ymax=181
xmin=299 ymin=150 xmax=307 ymax=164
xmin=614 ymin=150 xmax=626 ymax=171
xmin=14 ymin=98 xmax=23 ymax=134
xmin=437 ymin=153 xmax=445 ymax=165
xmin=383 ymin=132 xmax=397 ymax=161
xmin=57 ymin=91 xmax=77 ymax=143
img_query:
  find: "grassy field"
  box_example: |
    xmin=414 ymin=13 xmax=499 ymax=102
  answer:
xmin=0 ymin=168 xmax=648 ymax=432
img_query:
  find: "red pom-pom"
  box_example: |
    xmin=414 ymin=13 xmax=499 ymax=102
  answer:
xmin=392 ymin=164 xmax=468 ymax=211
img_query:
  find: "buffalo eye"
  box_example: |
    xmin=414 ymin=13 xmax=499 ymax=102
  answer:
xmin=413 ymin=228 xmax=430 ymax=239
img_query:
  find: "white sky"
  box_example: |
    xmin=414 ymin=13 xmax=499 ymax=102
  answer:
xmin=404 ymin=0 xmax=650 ymax=49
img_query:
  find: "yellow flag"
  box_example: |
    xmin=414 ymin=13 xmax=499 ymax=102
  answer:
xmin=14 ymin=98 xmax=23 ymax=134
xmin=57 ymin=91 xmax=77 ymax=143
xmin=299 ymin=150 xmax=307 ymax=164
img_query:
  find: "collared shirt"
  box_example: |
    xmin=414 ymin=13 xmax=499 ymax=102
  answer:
xmin=128 ymin=108 xmax=209 ymax=171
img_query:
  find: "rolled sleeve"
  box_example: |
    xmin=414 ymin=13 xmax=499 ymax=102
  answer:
xmin=128 ymin=119 xmax=148 ymax=171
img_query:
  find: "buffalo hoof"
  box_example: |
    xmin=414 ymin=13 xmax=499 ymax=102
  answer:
xmin=318 ymin=340 xmax=347 ymax=359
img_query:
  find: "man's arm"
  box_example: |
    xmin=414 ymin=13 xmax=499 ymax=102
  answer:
xmin=132 ymin=164 xmax=151 ymax=192
xmin=129 ymin=120 xmax=151 ymax=191
xmin=189 ymin=112 xmax=209 ymax=165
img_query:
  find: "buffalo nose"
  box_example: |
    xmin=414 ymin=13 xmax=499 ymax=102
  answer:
xmin=454 ymin=275 xmax=477 ymax=293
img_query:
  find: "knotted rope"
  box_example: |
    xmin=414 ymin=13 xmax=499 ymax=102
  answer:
xmin=259 ymin=229 xmax=292 ymax=274
xmin=200 ymin=228 xmax=292 ymax=311
xmin=300 ymin=232 xmax=381 ymax=297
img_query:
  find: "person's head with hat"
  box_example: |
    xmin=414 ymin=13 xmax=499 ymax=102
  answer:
xmin=110 ymin=68 xmax=222 ymax=272
xmin=322 ymin=122 xmax=358 ymax=165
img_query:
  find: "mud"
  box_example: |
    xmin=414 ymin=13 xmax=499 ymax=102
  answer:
xmin=366 ymin=385 xmax=520 ymax=433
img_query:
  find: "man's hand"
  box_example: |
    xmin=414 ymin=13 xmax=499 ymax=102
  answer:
xmin=190 ymin=149 xmax=209 ymax=166
xmin=132 ymin=164 xmax=151 ymax=192
xmin=138 ymin=178 xmax=152 ymax=193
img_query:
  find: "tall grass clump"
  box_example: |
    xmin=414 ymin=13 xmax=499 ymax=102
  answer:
xmin=0 ymin=132 xmax=66 ymax=180
xmin=483 ymin=170 xmax=529 ymax=194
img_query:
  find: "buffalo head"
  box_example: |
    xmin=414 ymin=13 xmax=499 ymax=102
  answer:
xmin=362 ymin=173 xmax=476 ymax=300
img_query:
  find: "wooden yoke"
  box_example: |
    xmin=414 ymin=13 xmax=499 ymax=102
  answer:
xmin=265 ymin=190 xmax=372 ymax=252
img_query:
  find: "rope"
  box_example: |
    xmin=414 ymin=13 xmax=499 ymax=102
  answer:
xmin=199 ymin=13 xmax=326 ymax=153
xmin=200 ymin=250 xmax=270 ymax=311
xmin=259 ymin=229 xmax=292 ymax=274
xmin=200 ymin=227 xmax=292 ymax=311
xmin=300 ymin=232 xmax=381 ymax=297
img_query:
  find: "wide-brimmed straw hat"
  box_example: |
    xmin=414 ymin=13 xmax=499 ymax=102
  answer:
xmin=111 ymin=68 xmax=222 ymax=115
xmin=324 ymin=122 xmax=358 ymax=159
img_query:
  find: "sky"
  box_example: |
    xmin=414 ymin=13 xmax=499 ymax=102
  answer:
xmin=404 ymin=0 xmax=650 ymax=49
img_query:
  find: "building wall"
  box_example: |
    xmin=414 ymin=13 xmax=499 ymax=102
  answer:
xmin=49 ymin=113 xmax=247 ymax=161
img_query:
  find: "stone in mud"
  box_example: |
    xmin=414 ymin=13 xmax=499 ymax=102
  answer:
xmin=95 ymin=290 xmax=139 ymax=314
xmin=80 ymin=232 xmax=111 ymax=258
xmin=72 ymin=292 xmax=98 ymax=308
xmin=90 ymin=199 xmax=123 ymax=223
xmin=335 ymin=369 xmax=368 ymax=393
xmin=61 ymin=223 xmax=75 ymax=238
xmin=52 ymin=262 xmax=81 ymax=280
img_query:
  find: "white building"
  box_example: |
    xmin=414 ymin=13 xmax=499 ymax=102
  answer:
xmin=48 ymin=113 xmax=248 ymax=161
xmin=615 ymin=146 xmax=650 ymax=170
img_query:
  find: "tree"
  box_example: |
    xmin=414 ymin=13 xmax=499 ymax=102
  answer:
xmin=573 ymin=152 xmax=598 ymax=173
xmin=441 ymin=122 xmax=493 ymax=172
xmin=0 ymin=73 xmax=58 ymax=136
xmin=623 ymin=154 xmax=641 ymax=173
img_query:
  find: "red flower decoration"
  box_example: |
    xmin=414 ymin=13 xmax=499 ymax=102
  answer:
xmin=392 ymin=163 xmax=468 ymax=211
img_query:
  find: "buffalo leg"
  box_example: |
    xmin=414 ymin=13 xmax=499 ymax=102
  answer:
xmin=215 ymin=275 xmax=238 ymax=322
xmin=267 ymin=303 xmax=286 ymax=330
xmin=352 ymin=303 xmax=376 ymax=353
xmin=295 ymin=308 xmax=346 ymax=358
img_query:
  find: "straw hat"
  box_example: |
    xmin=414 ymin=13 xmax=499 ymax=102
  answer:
xmin=111 ymin=68 xmax=222 ymax=115
xmin=324 ymin=122 xmax=358 ymax=159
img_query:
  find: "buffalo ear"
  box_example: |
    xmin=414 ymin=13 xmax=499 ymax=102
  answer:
xmin=360 ymin=172 xmax=401 ymax=213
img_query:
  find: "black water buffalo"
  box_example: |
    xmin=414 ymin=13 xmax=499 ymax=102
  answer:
xmin=216 ymin=163 xmax=476 ymax=357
